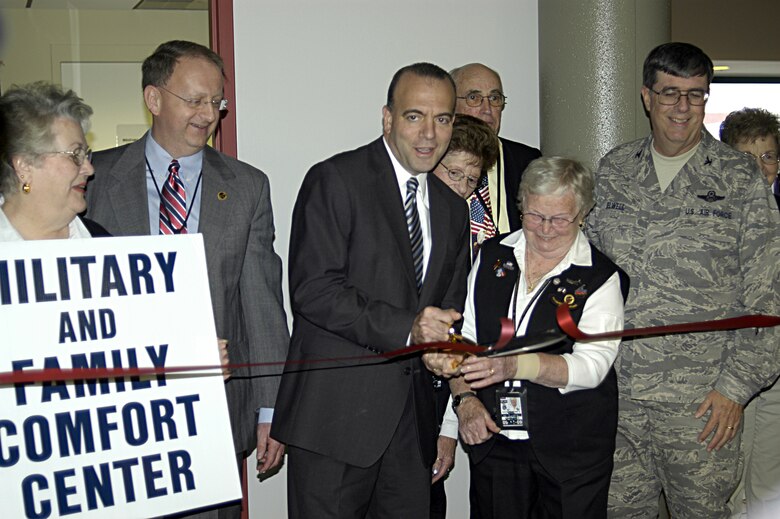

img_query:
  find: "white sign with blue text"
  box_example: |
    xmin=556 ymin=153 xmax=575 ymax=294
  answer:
xmin=0 ymin=234 xmax=241 ymax=518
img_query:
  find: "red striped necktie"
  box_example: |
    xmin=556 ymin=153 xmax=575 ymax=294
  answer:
xmin=159 ymin=159 xmax=188 ymax=234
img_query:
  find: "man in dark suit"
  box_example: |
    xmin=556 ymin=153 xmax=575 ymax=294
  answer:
xmin=86 ymin=41 xmax=289 ymax=518
xmin=450 ymin=63 xmax=541 ymax=257
xmin=271 ymin=63 xmax=470 ymax=518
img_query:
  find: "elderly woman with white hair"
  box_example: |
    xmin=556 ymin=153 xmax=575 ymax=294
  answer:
xmin=427 ymin=156 xmax=629 ymax=519
xmin=0 ymin=81 xmax=105 ymax=239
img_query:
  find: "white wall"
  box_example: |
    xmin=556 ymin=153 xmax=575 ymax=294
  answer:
xmin=233 ymin=1 xmax=539 ymax=516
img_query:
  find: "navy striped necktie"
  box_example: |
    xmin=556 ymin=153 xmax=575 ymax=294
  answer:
xmin=405 ymin=177 xmax=424 ymax=291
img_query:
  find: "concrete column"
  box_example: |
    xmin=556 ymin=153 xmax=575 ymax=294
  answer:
xmin=539 ymin=0 xmax=670 ymax=168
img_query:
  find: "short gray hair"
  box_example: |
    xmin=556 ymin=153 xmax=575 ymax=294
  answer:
xmin=0 ymin=81 xmax=93 ymax=195
xmin=517 ymin=156 xmax=595 ymax=216
xmin=720 ymin=107 xmax=780 ymax=148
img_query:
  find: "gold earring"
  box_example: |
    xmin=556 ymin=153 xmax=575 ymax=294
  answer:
xmin=22 ymin=182 xmax=31 ymax=194
xmin=578 ymin=221 xmax=584 ymax=228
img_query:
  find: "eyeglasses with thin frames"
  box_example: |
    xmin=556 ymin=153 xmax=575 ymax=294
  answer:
xmin=158 ymin=85 xmax=229 ymax=112
xmin=439 ymin=162 xmax=480 ymax=189
xmin=44 ymin=147 xmax=93 ymax=167
xmin=457 ymin=92 xmax=507 ymax=108
xmin=521 ymin=212 xmax=578 ymax=230
xmin=743 ymin=150 xmax=780 ymax=166
xmin=648 ymin=87 xmax=709 ymax=106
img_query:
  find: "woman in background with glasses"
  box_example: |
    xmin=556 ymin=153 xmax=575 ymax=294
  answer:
xmin=428 ymin=113 xmax=498 ymax=519
xmin=720 ymin=107 xmax=780 ymax=211
xmin=427 ymin=156 xmax=629 ymax=518
xmin=431 ymin=114 xmax=499 ymax=199
xmin=0 ymin=81 xmax=106 ymax=239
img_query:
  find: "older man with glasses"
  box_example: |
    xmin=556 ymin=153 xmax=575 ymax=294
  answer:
xmin=586 ymin=42 xmax=780 ymax=518
xmin=450 ymin=64 xmax=541 ymax=260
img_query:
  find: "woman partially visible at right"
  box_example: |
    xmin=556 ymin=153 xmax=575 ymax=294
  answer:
xmin=720 ymin=108 xmax=780 ymax=518
xmin=720 ymin=107 xmax=780 ymax=211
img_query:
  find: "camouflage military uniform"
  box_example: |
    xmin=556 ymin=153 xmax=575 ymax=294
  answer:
xmin=587 ymin=130 xmax=780 ymax=519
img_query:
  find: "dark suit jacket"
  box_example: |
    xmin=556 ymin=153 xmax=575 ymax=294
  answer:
xmin=271 ymin=137 xmax=470 ymax=468
xmin=501 ymin=137 xmax=542 ymax=231
xmin=85 ymin=134 xmax=290 ymax=456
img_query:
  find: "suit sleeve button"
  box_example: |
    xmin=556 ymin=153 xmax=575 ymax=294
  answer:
xmin=403 ymin=367 xmax=412 ymax=375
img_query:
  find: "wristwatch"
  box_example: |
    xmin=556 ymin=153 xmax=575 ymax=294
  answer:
xmin=452 ymin=391 xmax=477 ymax=412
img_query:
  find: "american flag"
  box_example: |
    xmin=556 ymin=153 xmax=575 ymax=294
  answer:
xmin=469 ymin=178 xmax=496 ymax=260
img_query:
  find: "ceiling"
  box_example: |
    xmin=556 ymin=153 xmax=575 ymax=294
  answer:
xmin=0 ymin=0 xmax=206 ymax=9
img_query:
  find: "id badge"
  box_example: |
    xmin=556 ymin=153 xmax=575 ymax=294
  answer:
xmin=495 ymin=386 xmax=528 ymax=430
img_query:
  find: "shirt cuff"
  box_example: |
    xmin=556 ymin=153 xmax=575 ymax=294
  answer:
xmin=256 ymin=407 xmax=274 ymax=424
xmin=439 ymin=395 xmax=459 ymax=439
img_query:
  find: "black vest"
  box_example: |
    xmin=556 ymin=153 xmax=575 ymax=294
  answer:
xmin=467 ymin=234 xmax=629 ymax=482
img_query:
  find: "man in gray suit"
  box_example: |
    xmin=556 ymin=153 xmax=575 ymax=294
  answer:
xmin=86 ymin=40 xmax=289 ymax=517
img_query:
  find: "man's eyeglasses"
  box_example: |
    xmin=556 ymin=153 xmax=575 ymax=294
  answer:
xmin=45 ymin=147 xmax=93 ymax=167
xmin=457 ymin=92 xmax=507 ymax=108
xmin=747 ymin=150 xmax=780 ymax=165
xmin=521 ymin=212 xmax=577 ymax=229
xmin=648 ymin=87 xmax=709 ymax=106
xmin=439 ymin=162 xmax=480 ymax=189
xmin=158 ymin=85 xmax=229 ymax=112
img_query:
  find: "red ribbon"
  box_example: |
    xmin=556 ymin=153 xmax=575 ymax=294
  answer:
xmin=4 ymin=310 xmax=776 ymax=386
xmin=0 ymin=339 xmax=490 ymax=386
xmin=555 ymin=304 xmax=780 ymax=341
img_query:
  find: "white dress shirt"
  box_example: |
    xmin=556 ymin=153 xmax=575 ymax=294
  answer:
xmin=383 ymin=138 xmax=433 ymax=280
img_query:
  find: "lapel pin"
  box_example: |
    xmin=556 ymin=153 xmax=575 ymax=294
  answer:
xmin=552 ymin=293 xmax=578 ymax=308
xmin=493 ymin=259 xmax=515 ymax=278
xmin=217 ymin=191 xmax=228 ymax=201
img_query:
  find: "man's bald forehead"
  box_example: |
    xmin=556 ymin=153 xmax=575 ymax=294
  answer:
xmin=450 ymin=63 xmax=503 ymax=90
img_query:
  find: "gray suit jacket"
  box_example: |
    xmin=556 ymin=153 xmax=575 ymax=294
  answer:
xmin=86 ymin=134 xmax=289 ymax=456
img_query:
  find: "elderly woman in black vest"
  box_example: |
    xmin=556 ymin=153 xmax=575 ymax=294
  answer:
xmin=428 ymin=156 xmax=629 ymax=519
